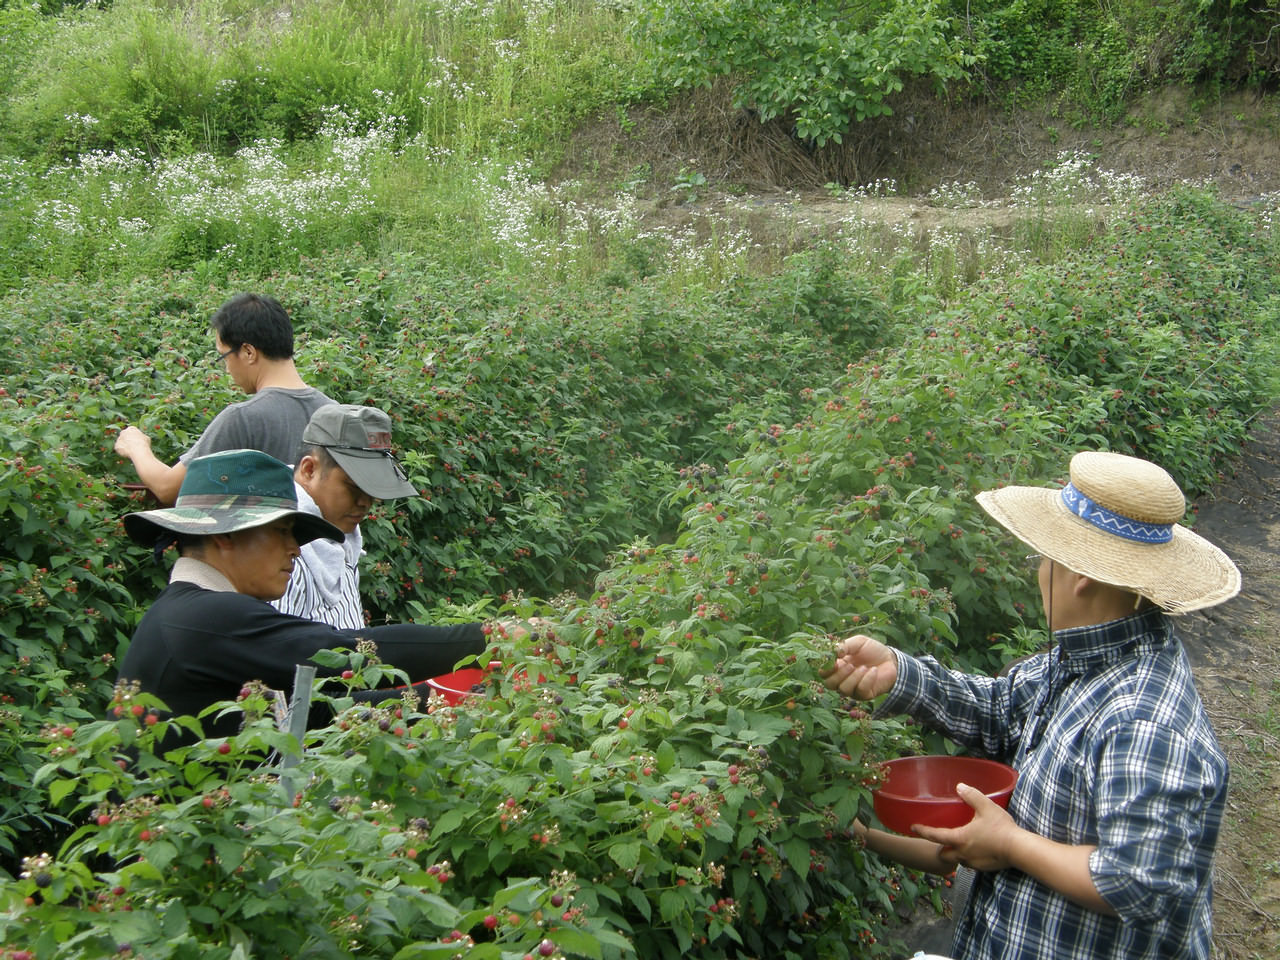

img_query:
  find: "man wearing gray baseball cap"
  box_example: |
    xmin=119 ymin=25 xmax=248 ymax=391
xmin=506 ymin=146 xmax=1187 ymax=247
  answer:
xmin=274 ymin=404 xmax=419 ymax=628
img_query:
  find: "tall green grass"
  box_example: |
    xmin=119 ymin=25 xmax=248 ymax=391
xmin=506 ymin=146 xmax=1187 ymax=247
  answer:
xmin=2 ymin=0 xmax=642 ymax=160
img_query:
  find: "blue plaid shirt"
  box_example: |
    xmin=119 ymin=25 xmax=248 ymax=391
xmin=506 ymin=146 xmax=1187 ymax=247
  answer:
xmin=883 ymin=607 xmax=1227 ymax=960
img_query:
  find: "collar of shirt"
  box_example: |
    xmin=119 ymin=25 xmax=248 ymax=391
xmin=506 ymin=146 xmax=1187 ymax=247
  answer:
xmin=292 ymin=480 xmax=363 ymax=573
xmin=170 ymin=556 xmax=237 ymax=593
xmin=1051 ymin=606 xmax=1170 ymax=676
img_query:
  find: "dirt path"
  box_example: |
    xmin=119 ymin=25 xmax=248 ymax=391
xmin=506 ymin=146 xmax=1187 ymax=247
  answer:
xmin=1179 ymin=412 xmax=1280 ymax=958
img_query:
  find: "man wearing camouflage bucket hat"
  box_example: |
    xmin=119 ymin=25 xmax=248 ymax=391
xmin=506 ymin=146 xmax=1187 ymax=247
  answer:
xmin=118 ymin=449 xmax=487 ymax=739
xmin=821 ymin=450 xmax=1239 ymax=960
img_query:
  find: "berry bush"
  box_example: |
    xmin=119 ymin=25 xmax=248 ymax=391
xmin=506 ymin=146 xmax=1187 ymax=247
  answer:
xmin=0 ymin=187 xmax=1277 ymax=957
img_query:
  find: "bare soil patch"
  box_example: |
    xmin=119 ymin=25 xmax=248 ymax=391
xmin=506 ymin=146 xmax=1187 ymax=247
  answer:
xmin=561 ymin=83 xmax=1280 ymax=202
xmin=1180 ymin=413 xmax=1280 ymax=959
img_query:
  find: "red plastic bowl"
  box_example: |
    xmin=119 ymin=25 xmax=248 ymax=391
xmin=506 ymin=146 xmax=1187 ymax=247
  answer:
xmin=425 ymin=667 xmax=488 ymax=706
xmin=872 ymin=756 xmax=1017 ymax=836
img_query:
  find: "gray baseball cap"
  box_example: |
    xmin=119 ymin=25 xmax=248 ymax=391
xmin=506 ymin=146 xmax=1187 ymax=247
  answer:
xmin=302 ymin=404 xmax=418 ymax=500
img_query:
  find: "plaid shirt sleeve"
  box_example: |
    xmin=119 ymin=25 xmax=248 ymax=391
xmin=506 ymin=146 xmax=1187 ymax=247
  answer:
xmin=881 ymin=649 xmax=1047 ymax=761
xmin=1089 ymin=718 xmax=1227 ymax=922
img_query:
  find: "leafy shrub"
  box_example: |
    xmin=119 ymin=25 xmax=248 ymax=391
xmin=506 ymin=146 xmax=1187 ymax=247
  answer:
xmin=1 ymin=188 xmax=1277 ymax=957
xmin=0 ymin=632 xmax=928 ymax=959
xmin=988 ymin=187 xmax=1280 ymax=490
xmin=961 ymin=0 xmax=1279 ymax=120
xmin=0 ymin=248 xmax=884 ymax=869
xmin=635 ymin=0 xmax=973 ymax=146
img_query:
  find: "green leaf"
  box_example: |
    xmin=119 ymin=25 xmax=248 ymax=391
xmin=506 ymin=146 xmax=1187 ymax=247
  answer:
xmin=800 ymin=746 xmax=823 ymax=782
xmin=656 ymin=740 xmax=676 ymax=773
xmin=658 ymin=889 xmax=687 ymax=924
xmin=594 ymin=801 xmax=632 ymax=823
xmin=417 ymin=892 xmax=464 ymax=928
xmin=624 ymin=885 xmax=652 ymax=921
xmin=547 ymin=926 xmax=604 ymax=959
xmin=607 ymin=839 xmax=642 ymax=870
xmin=493 ymin=877 xmax=542 ymax=911
xmin=161 ymin=897 xmax=188 ymax=936
xmin=240 ymin=897 xmax=274 ymax=919
xmin=783 ymin=837 xmax=811 ymax=878
xmin=48 ymin=778 xmax=77 ymax=806
xmin=434 ymin=807 xmax=466 ymax=834
xmin=210 ymin=836 xmax=246 ymax=872
xmin=145 ymin=839 xmax=177 ymax=872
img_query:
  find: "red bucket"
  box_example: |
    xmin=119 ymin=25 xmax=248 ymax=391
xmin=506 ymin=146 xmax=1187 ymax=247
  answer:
xmin=425 ymin=667 xmax=489 ymax=706
xmin=872 ymin=756 xmax=1017 ymax=835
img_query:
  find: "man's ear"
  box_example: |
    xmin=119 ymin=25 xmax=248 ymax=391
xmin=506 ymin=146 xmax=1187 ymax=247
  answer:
xmin=239 ymin=342 xmax=258 ymax=364
xmin=295 ymin=455 xmax=319 ymax=488
xmin=1072 ymin=572 xmax=1093 ymax=597
xmin=208 ymin=531 xmax=237 ymax=554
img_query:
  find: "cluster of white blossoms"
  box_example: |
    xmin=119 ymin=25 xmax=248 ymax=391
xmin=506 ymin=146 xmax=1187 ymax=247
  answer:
xmin=1258 ymin=191 xmax=1280 ymax=234
xmin=420 ymin=58 xmax=476 ymax=103
xmin=1009 ymin=150 xmax=1146 ymax=208
xmin=925 ymin=180 xmax=1004 ymax=209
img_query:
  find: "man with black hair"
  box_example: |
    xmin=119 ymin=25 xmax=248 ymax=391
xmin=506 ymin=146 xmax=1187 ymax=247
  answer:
xmin=115 ymin=293 xmax=334 ymax=506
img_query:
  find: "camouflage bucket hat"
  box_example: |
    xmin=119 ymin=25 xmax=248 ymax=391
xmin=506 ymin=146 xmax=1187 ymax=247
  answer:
xmin=123 ymin=449 xmax=342 ymax=548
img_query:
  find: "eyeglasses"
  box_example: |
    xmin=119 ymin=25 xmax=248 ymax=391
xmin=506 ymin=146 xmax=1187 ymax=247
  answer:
xmin=212 ymin=345 xmax=239 ymax=365
xmin=328 ymin=445 xmax=409 ymax=481
xmin=1024 ymin=553 xmax=1043 ymax=571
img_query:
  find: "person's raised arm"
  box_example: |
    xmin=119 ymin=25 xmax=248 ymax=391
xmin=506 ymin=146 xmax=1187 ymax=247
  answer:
xmin=820 ymin=633 xmax=899 ymax=700
xmin=115 ymin=425 xmax=187 ymax=506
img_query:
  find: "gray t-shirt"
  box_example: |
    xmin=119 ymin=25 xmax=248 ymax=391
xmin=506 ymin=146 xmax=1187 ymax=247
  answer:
xmin=180 ymin=387 xmax=334 ymax=466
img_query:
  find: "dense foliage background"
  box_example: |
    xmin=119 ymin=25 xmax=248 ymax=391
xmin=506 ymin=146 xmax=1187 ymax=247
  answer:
xmin=1 ymin=1 xmax=1278 ymax=958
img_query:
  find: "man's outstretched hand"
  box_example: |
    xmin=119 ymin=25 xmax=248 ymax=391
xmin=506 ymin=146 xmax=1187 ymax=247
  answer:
xmin=820 ymin=633 xmax=899 ymax=700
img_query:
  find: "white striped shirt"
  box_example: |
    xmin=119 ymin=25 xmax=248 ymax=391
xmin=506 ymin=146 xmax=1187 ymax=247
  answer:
xmin=272 ymin=483 xmax=366 ymax=629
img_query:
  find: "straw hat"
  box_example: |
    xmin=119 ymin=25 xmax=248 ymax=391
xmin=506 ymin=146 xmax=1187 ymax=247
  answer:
xmin=976 ymin=451 xmax=1240 ymax=614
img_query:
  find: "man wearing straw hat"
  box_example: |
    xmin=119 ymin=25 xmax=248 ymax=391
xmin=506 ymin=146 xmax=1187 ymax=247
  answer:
xmin=823 ymin=450 xmax=1239 ymax=959
xmin=118 ymin=448 xmax=487 ymax=740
